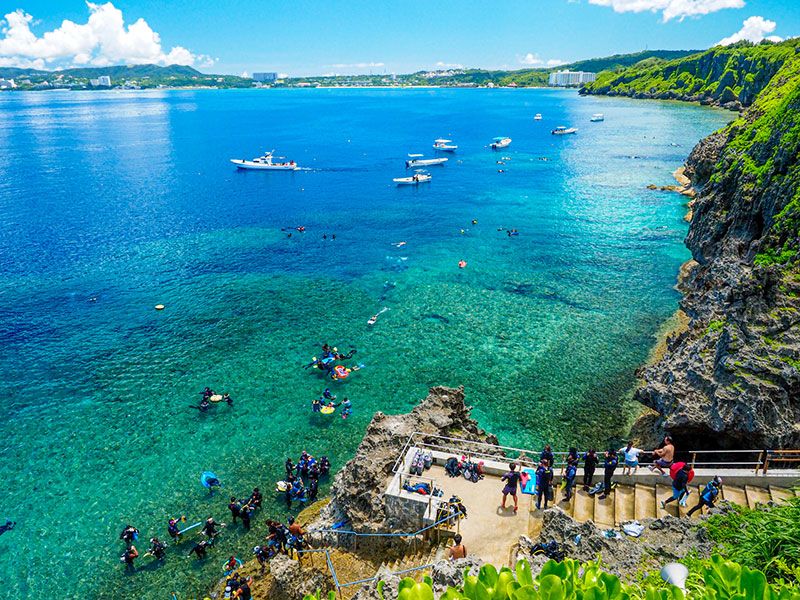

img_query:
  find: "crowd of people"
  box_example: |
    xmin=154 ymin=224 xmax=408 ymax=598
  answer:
xmin=497 ymin=436 xmax=723 ymax=515
xmin=115 ymin=449 xmax=330 ymax=582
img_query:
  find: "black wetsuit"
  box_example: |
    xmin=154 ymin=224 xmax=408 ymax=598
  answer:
xmin=583 ymin=453 xmax=598 ymax=489
xmin=0 ymin=521 xmax=15 ymax=536
xmin=602 ymin=454 xmax=618 ymax=495
xmin=189 ymin=541 xmax=208 ymax=559
xmin=228 ymin=501 xmax=241 ymax=524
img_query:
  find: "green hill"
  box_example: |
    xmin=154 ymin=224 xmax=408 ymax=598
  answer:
xmin=0 ymin=63 xmax=252 ymax=89
xmin=581 ymin=39 xmax=800 ymax=107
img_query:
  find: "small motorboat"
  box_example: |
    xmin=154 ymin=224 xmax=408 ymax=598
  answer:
xmin=230 ymin=151 xmax=299 ymax=170
xmin=533 ymin=114 xmax=542 ymax=121
xmin=394 ymin=171 xmax=432 ymax=185
xmin=490 ymin=137 xmax=512 ymax=150
xmin=551 ymin=126 xmax=578 ymax=135
xmin=433 ymin=138 xmax=458 ymax=152
xmin=406 ymin=154 xmax=448 ymax=168
xmin=590 ymin=113 xmax=605 ymax=122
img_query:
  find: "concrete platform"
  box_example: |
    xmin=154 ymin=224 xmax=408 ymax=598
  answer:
xmin=424 ymin=464 xmax=531 ymax=567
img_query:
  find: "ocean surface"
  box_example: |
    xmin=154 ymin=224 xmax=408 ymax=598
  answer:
xmin=0 ymin=88 xmax=730 ymax=598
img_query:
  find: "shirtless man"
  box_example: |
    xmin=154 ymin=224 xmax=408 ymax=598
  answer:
xmin=448 ymin=534 xmax=467 ymax=560
xmin=649 ymin=435 xmax=675 ymax=475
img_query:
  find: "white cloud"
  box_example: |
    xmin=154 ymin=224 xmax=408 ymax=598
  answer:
xmin=588 ymin=0 xmax=744 ymax=22
xmin=519 ymin=54 xmax=566 ymax=67
xmin=0 ymin=2 xmax=213 ymax=69
xmin=328 ymin=61 xmax=385 ymax=69
xmin=717 ymin=15 xmax=782 ymax=45
xmin=520 ymin=53 xmax=543 ymax=65
xmin=435 ymin=61 xmax=464 ymax=69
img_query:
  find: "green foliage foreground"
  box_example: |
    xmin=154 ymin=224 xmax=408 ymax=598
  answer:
xmin=704 ymin=497 xmax=800 ymax=582
xmin=304 ymin=556 xmax=799 ymax=600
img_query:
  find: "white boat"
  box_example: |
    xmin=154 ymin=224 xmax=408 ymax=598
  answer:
xmin=533 ymin=114 xmax=542 ymax=121
xmin=230 ymin=151 xmax=299 ymax=170
xmin=406 ymin=154 xmax=448 ymax=168
xmin=490 ymin=137 xmax=512 ymax=149
xmin=394 ymin=171 xmax=432 ymax=185
xmin=433 ymin=138 xmax=458 ymax=152
xmin=590 ymin=113 xmax=605 ymax=122
xmin=551 ymin=126 xmax=578 ymax=135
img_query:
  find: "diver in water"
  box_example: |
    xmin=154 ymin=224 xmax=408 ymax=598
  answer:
xmin=121 ymin=545 xmax=139 ymax=572
xmin=285 ymin=458 xmax=295 ymax=478
xmin=201 ymin=517 xmax=224 ymax=540
xmin=167 ymin=518 xmax=182 ymax=543
xmin=188 ymin=540 xmax=210 ymax=560
xmin=319 ymin=456 xmax=331 ymax=477
xmin=311 ymin=398 xmax=321 ymax=412
xmin=223 ymin=393 xmax=233 ymax=406
xmin=249 ymin=487 xmax=263 ymax=509
xmin=201 ymin=387 xmax=214 ymax=400
xmin=148 ymin=537 xmax=168 ymax=560
xmin=0 ymin=520 xmax=16 ymax=536
xmin=322 ymin=388 xmax=336 ymax=401
xmin=119 ymin=525 xmax=139 ymax=547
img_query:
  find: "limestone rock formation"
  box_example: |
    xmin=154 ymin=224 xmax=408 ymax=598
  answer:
xmin=635 ymin=53 xmax=800 ymax=450
xmin=321 ymin=386 xmax=498 ymax=531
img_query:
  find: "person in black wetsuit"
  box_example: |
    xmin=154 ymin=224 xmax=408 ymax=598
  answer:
xmin=188 ymin=540 xmax=210 ymax=559
xmin=201 ymin=517 xmax=224 ymax=540
xmin=119 ymin=525 xmax=139 ymax=548
xmin=582 ymin=449 xmax=598 ymax=491
xmin=540 ymin=445 xmax=554 ymax=467
xmin=500 ymin=462 xmax=521 ymax=513
xmin=239 ymin=503 xmax=252 ymax=530
xmin=535 ymin=459 xmax=554 ymax=510
xmin=598 ymin=449 xmax=618 ymax=500
xmin=0 ymin=520 xmax=15 ymax=536
xmin=228 ymin=497 xmax=241 ymax=524
xmin=285 ymin=458 xmax=295 ymax=479
xmin=148 ymin=537 xmax=167 ymax=560
xmin=249 ymin=487 xmax=263 ymax=509
xmin=121 ymin=545 xmax=138 ymax=572
xmin=308 ymin=478 xmax=319 ymax=501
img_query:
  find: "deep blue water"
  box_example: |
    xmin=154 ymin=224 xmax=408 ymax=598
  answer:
xmin=0 ymin=88 xmax=731 ymax=598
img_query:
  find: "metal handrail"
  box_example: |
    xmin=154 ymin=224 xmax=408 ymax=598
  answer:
xmin=393 ymin=432 xmax=799 ymax=475
xmin=309 ymin=510 xmax=462 ymax=538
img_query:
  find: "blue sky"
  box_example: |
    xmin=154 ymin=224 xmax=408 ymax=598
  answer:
xmin=1 ymin=1 xmax=798 ymax=75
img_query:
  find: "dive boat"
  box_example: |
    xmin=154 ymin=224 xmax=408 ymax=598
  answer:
xmin=533 ymin=114 xmax=542 ymax=121
xmin=490 ymin=137 xmax=512 ymax=150
xmin=394 ymin=171 xmax=432 ymax=185
xmin=590 ymin=113 xmax=605 ymax=122
xmin=433 ymin=138 xmax=458 ymax=152
xmin=230 ymin=151 xmax=299 ymax=170
xmin=551 ymin=126 xmax=578 ymax=135
xmin=406 ymin=154 xmax=448 ymax=168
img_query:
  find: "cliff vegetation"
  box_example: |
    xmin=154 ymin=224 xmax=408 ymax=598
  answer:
xmin=581 ymin=39 xmax=800 ymax=109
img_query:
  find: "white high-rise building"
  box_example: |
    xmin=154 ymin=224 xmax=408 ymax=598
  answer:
xmin=98 ymin=75 xmax=112 ymax=87
xmin=0 ymin=78 xmax=16 ymax=89
xmin=548 ymin=70 xmax=596 ymax=87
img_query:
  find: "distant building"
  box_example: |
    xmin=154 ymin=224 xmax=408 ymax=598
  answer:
xmin=0 ymin=78 xmax=16 ymax=89
xmin=90 ymin=76 xmax=112 ymax=87
xmin=252 ymin=72 xmax=278 ymax=83
xmin=548 ymin=70 xmax=596 ymax=87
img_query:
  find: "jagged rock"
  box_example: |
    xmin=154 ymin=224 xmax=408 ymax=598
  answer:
xmin=269 ymin=554 xmax=330 ymax=600
xmin=636 ymin=61 xmax=800 ymax=449
xmin=320 ymin=386 xmax=499 ymax=532
xmin=431 ymin=557 xmax=483 ymax=592
xmin=517 ymin=509 xmax=712 ymax=581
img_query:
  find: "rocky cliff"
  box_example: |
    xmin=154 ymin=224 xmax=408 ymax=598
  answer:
xmin=581 ymin=40 xmax=800 ymax=110
xmin=635 ymin=53 xmax=800 ymax=449
xmin=321 ymin=386 xmax=498 ymax=531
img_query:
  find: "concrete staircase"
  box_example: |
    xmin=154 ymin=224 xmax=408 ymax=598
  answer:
xmin=375 ymin=541 xmax=448 ymax=580
xmin=529 ymin=482 xmax=798 ymax=532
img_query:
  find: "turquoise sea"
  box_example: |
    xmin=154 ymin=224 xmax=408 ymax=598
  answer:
xmin=0 ymin=88 xmax=730 ymax=598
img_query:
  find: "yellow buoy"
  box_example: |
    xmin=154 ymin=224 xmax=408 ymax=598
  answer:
xmin=155 ymin=304 xmax=165 ymax=311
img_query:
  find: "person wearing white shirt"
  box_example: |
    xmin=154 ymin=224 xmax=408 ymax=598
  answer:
xmin=618 ymin=442 xmax=643 ymax=475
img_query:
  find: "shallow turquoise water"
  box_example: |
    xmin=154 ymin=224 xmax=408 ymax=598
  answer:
xmin=0 ymin=88 xmax=730 ymax=598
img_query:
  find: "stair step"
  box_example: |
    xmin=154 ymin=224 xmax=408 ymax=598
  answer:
xmin=614 ymin=485 xmax=635 ymax=525
xmin=677 ymin=485 xmax=697 ymax=518
xmin=594 ymin=489 xmax=615 ymax=527
xmin=745 ymin=485 xmax=772 ymax=509
xmin=655 ymin=484 xmax=677 ymax=518
xmin=722 ymin=485 xmax=747 ymax=507
xmin=573 ymin=488 xmax=595 ymax=522
xmin=769 ymin=486 xmax=796 ymax=504
xmin=634 ymin=483 xmax=656 ymax=520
